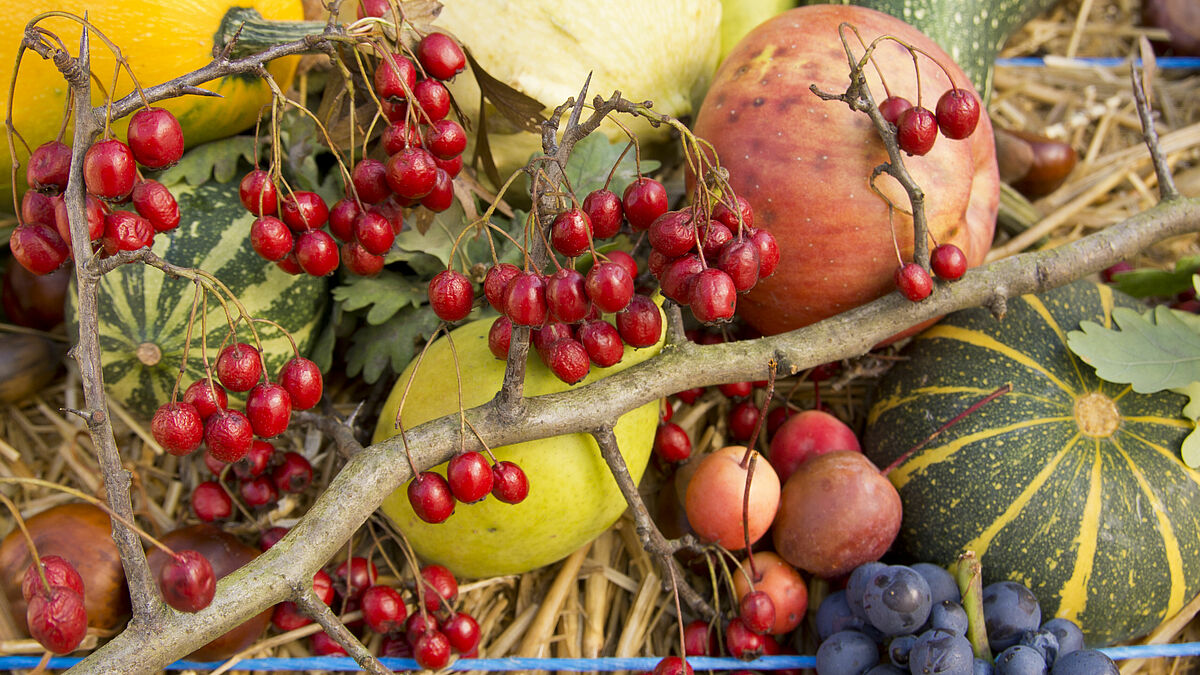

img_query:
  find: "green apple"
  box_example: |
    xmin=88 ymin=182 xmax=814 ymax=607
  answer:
xmin=373 ymin=314 xmax=664 ymax=579
xmin=719 ymin=0 xmax=795 ymax=61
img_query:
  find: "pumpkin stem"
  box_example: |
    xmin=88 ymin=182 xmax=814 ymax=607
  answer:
xmin=881 ymin=383 xmax=1012 ymax=476
xmin=214 ymin=8 xmax=329 ymax=59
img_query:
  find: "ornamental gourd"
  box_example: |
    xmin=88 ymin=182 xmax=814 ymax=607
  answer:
xmin=864 ymin=281 xmax=1199 ymax=646
xmin=66 ymin=179 xmax=328 ymax=418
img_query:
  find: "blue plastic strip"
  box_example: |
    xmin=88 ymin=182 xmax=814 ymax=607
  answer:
xmin=6 ymin=645 xmax=1200 ymax=672
xmin=996 ymin=56 xmax=1200 ymax=68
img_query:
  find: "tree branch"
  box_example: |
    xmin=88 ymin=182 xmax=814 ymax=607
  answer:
xmin=293 ymin=588 xmax=392 ymax=675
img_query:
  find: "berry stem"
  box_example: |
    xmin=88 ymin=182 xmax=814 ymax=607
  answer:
xmin=392 ymin=325 xmax=447 ymax=476
xmin=882 ymin=383 xmax=1012 ymax=476
xmin=741 ymin=453 xmax=759 ymax=581
xmin=170 ymin=281 xmax=205 ymax=404
xmin=0 ymin=493 xmax=52 ymax=595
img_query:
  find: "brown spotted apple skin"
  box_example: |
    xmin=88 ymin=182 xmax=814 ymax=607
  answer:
xmin=692 ymin=5 xmax=998 ymax=336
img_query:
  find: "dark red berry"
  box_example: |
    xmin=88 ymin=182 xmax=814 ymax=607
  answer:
xmin=488 ymin=315 xmax=513 ymax=359
xmin=83 ymin=138 xmax=136 ymax=201
xmin=674 ymin=387 xmax=706 ymax=405
xmin=750 ymin=229 xmax=780 ymax=279
xmin=279 ymin=357 xmax=323 ymax=410
xmin=408 ymin=471 xmax=455 ymax=523
xmin=280 ymin=191 xmax=329 ymax=231
xmin=239 ymin=169 xmax=278 ymax=215
xmin=440 ymin=611 xmax=480 ymax=653
xmin=717 ymin=239 xmax=761 ymax=291
xmin=649 ymin=209 xmax=697 ymax=258
xmin=374 ymin=53 xmax=417 ymax=100
xmin=328 ymin=198 xmax=361 ymax=242
xmin=616 ymin=294 xmax=662 ymax=347
xmin=151 ymin=402 xmax=204 ymax=456
xmin=250 ymin=216 xmax=294 ymax=261
xmin=894 ymin=262 xmax=933 ymax=301
xmin=622 ymin=177 xmax=668 ymax=231
xmin=879 ymin=95 xmax=914 ymax=126
xmin=713 ymin=194 xmax=755 ymax=232
xmin=52 ymin=194 xmax=107 ymax=245
xmin=424 ymin=119 xmax=467 ymax=160
xmin=551 ymin=208 xmax=593 ymax=257
xmin=204 ymin=409 xmax=254 ymax=462
xmin=434 ymin=154 xmax=463 ymax=179
xmin=10 ymin=223 xmax=69 ymax=275
xmin=272 ymin=451 xmax=314 ymax=493
xmin=545 ymin=268 xmax=590 ymax=323
xmin=935 ymin=87 xmax=981 ymax=140
xmin=491 ymin=460 xmax=529 ymax=504
xmin=240 ymin=475 xmax=279 ymax=508
xmin=382 ymin=121 xmax=422 ymax=154
xmin=100 ymin=211 xmax=154 ymax=256
xmin=583 ymin=188 xmax=623 ymax=239
xmin=484 ymin=263 xmax=521 ymax=312
xmin=654 ymin=656 xmax=694 ymax=675
xmin=719 ymin=381 xmax=753 ymax=398
xmin=258 ymin=526 xmax=288 ymax=552
xmin=1101 ymin=261 xmax=1133 ymax=283
xmin=699 ymin=221 xmax=733 ymax=260
xmin=504 ymin=271 xmax=548 ymax=326
xmin=728 ymin=400 xmax=760 ymax=442
xmin=351 ymin=158 xmax=391 ymax=204
xmin=342 ymin=241 xmax=385 ymax=276
xmin=129 ymin=180 xmax=180 ymax=232
xmin=21 ymin=190 xmax=56 ymax=228
xmin=311 ymin=630 xmax=347 ymax=656
xmin=362 ymin=584 xmax=408 ymax=634
xmin=654 ymin=422 xmax=691 ymax=462
xmin=659 ymin=254 xmax=704 ymax=304
xmin=428 ymin=269 xmax=474 ymax=321
xmin=930 ymin=242 xmax=968 ymax=281
xmin=606 ymin=250 xmax=638 ymax=281
xmin=586 ymin=262 xmax=634 ymax=313
xmin=683 ymin=619 xmax=715 ymax=656
xmin=896 ymin=106 xmax=938 ymax=156
xmin=335 ymin=557 xmax=379 ymax=601
xmin=26 ymin=585 xmax=87 ymax=654
xmin=353 ymin=211 xmax=396 ymax=255
xmin=386 ymin=146 xmax=438 ymax=199
xmin=22 ymin=556 xmax=84 ymax=602
xmin=126 ymin=107 xmax=184 ymax=169
xmin=447 ymin=451 xmax=494 ymax=503
xmin=183 ymin=379 xmax=228 ymax=421
xmin=356 ymin=0 xmax=391 ymax=19
xmin=725 ymin=617 xmax=765 ymax=659
xmin=419 ymin=564 xmax=459 ymax=612
xmin=216 ymin=342 xmax=263 ymax=392
xmin=532 ymin=322 xmax=573 ymax=357
xmin=245 ymin=382 xmax=292 ymax=438
xmin=26 ymin=141 xmax=72 ymax=193
xmin=413 ymin=628 xmax=452 ymax=670
xmin=689 ymin=268 xmax=737 ymax=324
xmin=192 ymin=480 xmax=232 ymax=521
xmin=234 ymin=439 xmax=275 ymax=480
xmin=420 ymin=168 xmax=455 ymax=213
xmin=412 ymin=78 xmax=451 ymax=121
xmin=295 ymin=229 xmax=340 ymax=276
xmin=417 ymin=33 xmax=466 ymax=81
xmin=159 ymin=550 xmax=216 ymax=612
xmin=545 ymin=338 xmax=590 ymax=384
xmin=739 ymin=590 xmax=776 ymax=634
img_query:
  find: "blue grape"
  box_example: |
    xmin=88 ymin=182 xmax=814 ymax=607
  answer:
xmin=929 ymin=600 xmax=969 ymax=636
xmin=816 ymin=590 xmax=869 ymax=642
xmin=982 ymin=582 xmax=1041 ymax=652
xmin=862 ymin=565 xmax=932 ymax=636
xmin=912 ymin=562 xmax=961 ymax=605
xmin=1049 ymin=649 xmax=1117 ymax=674
xmin=816 ymin=630 xmax=879 ymax=675
xmin=994 ymin=645 xmax=1048 ymax=674
xmin=847 ymin=561 xmax=888 ymax=621
xmin=865 ymin=665 xmax=906 ymax=675
xmin=908 ymin=628 xmax=973 ymax=674
xmin=974 ymin=657 xmax=995 ymax=674
xmin=887 ymin=634 xmax=916 ymax=666
xmin=1018 ymin=629 xmax=1058 ymax=665
xmin=1040 ymin=618 xmax=1083 ymax=659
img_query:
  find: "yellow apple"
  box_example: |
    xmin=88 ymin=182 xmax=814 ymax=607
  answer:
xmin=373 ymin=314 xmax=664 ymax=578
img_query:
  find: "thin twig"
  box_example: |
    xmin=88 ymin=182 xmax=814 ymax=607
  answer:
xmin=1129 ymin=60 xmax=1180 ymax=202
xmin=293 ymin=587 xmax=394 ymax=675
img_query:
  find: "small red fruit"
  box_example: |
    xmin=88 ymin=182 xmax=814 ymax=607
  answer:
xmin=654 ymin=422 xmax=691 ymax=463
xmin=234 ymin=440 xmax=276 ymax=480
xmin=158 ymin=550 xmax=216 ymax=612
xmin=374 ymin=53 xmax=417 ymax=100
xmin=545 ymin=268 xmax=589 ymax=324
xmin=216 ymin=343 xmax=263 ymax=392
xmin=245 ymin=382 xmax=292 ymax=438
xmin=239 ymin=169 xmax=277 ymax=215
xmin=408 ymin=471 xmax=455 ymax=523
xmin=353 ymin=211 xmax=396 ymax=255
xmin=545 ymin=338 xmax=590 ymax=384
xmin=689 ymin=268 xmax=737 ymax=324
xmin=654 ymin=656 xmax=694 ymax=675
xmin=272 ymin=451 xmax=314 ymax=494
xmin=879 ymin=95 xmax=914 ymax=126
xmin=440 ymin=611 xmax=480 ymax=653
xmin=585 ymin=262 xmax=634 ymax=313
xmin=622 ymin=177 xmax=669 ymax=231
xmin=935 ymin=87 xmax=981 ymax=140
xmin=191 ymin=480 xmax=233 ymax=522
xmin=413 ymin=628 xmax=452 ymax=670
xmin=930 ymin=243 xmax=968 ymax=281
xmin=894 ymin=262 xmax=933 ymax=301
xmin=342 ymin=241 xmax=386 ymax=276
xmin=424 ymin=119 xmax=467 ymax=160
xmin=488 ymin=315 xmax=513 ymax=359
xmin=239 ymin=475 xmax=279 ymax=508
xmin=412 ymin=78 xmax=452 ymax=121
xmin=491 ymin=460 xmax=529 ymax=504
xmin=551 ymin=208 xmax=593 ymax=258
xmin=484 ymin=263 xmax=521 ymax=312
xmin=386 ymin=146 xmax=438 ymax=199
xmin=351 ymin=158 xmax=391 ymax=204
xmin=280 ymin=191 xmax=329 ymax=231
xmin=429 ymin=269 xmax=475 ymax=321
xmin=183 ymin=379 xmax=228 ymax=421
xmin=83 ymin=138 xmax=136 ymax=201
xmin=417 ymin=33 xmax=466 ymax=81
xmin=447 ymin=451 xmax=494 ymax=503
xmin=335 ymin=557 xmax=378 ymax=601
xmin=295 ymin=229 xmax=340 ymax=276
xmin=204 ymin=409 xmax=254 ymax=462
xmin=131 ymin=179 xmax=180 ymax=232
xmin=361 ymin=584 xmax=407 ymax=634
xmin=126 ymin=107 xmax=184 ymax=169
xmin=279 ymin=357 xmax=323 ymax=410
xmin=419 ymin=564 xmax=459 ymax=612
xmin=151 ymin=402 xmax=205 ymax=456
xmin=504 ymin=271 xmax=548 ymax=326
xmin=739 ymin=590 xmax=777 ymax=634
xmin=896 ymin=106 xmax=938 ymax=156
xmin=578 ymin=318 xmax=623 ymax=367
xmin=26 ymin=585 xmax=87 ymax=654
xmin=615 ymin=294 xmax=662 ymax=348
xmin=100 ymin=211 xmax=154 ymax=256
xmin=22 ymin=556 xmax=85 ymax=602
xmin=249 ymin=216 xmax=293 ymax=262
xmin=10 ymin=223 xmax=69 ymax=275
xmin=583 ymin=188 xmax=623 ymax=239
xmin=26 ymin=141 xmax=72 ymax=193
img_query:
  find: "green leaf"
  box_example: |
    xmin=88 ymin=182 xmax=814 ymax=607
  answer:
xmin=1172 ymin=382 xmax=1200 ymax=421
xmin=1112 ymin=256 xmax=1200 ymax=298
xmin=344 ymin=305 xmax=441 ymax=384
xmin=308 ymin=303 xmax=341 ymax=374
xmin=331 ymin=271 xmax=424 ymax=325
xmin=561 ymin=133 xmax=661 ymax=198
xmin=1172 ymin=383 xmax=1200 ymax=467
xmin=1066 ymin=305 xmax=1200 ymax=393
xmin=156 ymin=136 xmax=257 ymax=187
xmin=392 ymin=201 xmax=466 ymax=268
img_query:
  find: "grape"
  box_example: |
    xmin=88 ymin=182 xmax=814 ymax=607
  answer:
xmin=865 ymin=665 xmax=905 ymax=675
xmin=847 ymin=561 xmax=887 ymax=621
xmin=1018 ymin=629 xmax=1058 ymax=666
xmin=929 ymin=600 xmax=969 ymax=636
xmin=908 ymin=628 xmax=973 ymax=674
xmin=994 ymin=644 xmax=1048 ymax=674
xmin=1040 ymin=618 xmax=1083 ymax=659
xmin=1049 ymin=649 xmax=1117 ymax=674
xmin=816 ymin=590 xmax=869 ymax=642
xmin=861 ymin=565 xmax=932 ymax=636
xmin=816 ymin=630 xmax=879 ymax=675
xmin=912 ymin=562 xmax=961 ymax=605
xmin=974 ymin=657 xmax=996 ymax=674
xmin=982 ymin=582 xmax=1041 ymax=652
xmin=887 ymin=634 xmax=916 ymax=667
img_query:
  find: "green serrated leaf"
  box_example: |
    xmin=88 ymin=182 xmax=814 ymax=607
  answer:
xmin=344 ymin=305 xmax=441 ymax=384
xmin=1171 ymin=381 xmax=1200 ymax=420
xmin=331 ymin=271 xmax=424 ymax=325
xmin=1112 ymin=256 xmax=1200 ymax=298
xmin=561 ymin=133 xmax=661 ymax=198
xmin=392 ymin=202 xmax=466 ymax=268
xmin=1067 ymin=305 xmax=1200 ymax=392
xmin=156 ymin=136 xmax=257 ymax=187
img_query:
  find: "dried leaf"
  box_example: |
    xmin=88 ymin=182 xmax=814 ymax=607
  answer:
xmin=464 ymin=48 xmax=545 ymax=134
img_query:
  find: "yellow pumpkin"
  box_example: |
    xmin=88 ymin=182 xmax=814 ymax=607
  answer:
xmin=1 ymin=0 xmax=308 ymax=210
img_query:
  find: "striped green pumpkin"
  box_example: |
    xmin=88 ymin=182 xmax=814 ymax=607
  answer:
xmin=67 ymin=180 xmax=328 ymax=419
xmin=863 ymin=280 xmax=1199 ymax=646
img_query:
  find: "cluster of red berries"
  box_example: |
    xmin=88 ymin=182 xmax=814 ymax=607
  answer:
xmin=10 ymin=107 xmax=185 ymax=276
xmin=406 ymin=451 xmax=529 ymax=524
xmin=652 ymin=595 xmax=796 ymax=675
xmin=150 ymin=342 xmax=323 ymax=466
xmin=647 ymin=195 xmax=779 ymax=324
xmin=190 ymin=440 xmax=315 ymax=521
xmin=892 ymin=241 xmax=967 ymax=302
xmin=239 ymin=31 xmax=467 ymax=279
xmin=881 ymin=86 xmax=981 ymax=157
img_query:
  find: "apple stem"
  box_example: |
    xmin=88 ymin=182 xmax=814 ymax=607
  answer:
xmin=741 ymin=452 xmax=758 ymax=580
xmin=881 ymin=383 xmax=1012 ymax=476
xmin=740 ymin=359 xmax=776 ymax=468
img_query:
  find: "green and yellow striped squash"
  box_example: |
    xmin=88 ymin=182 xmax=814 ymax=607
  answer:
xmin=67 ymin=179 xmax=328 ymax=419
xmin=863 ymin=280 xmax=1199 ymax=646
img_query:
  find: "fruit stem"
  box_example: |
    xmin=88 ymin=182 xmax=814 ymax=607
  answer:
xmin=741 ymin=453 xmax=759 ymax=581
xmin=0 ymin=493 xmax=52 ymax=595
xmin=215 ymin=8 xmax=329 ymax=60
xmin=881 ymin=383 xmax=1011 ymax=476
xmin=955 ymin=551 xmax=993 ymax=661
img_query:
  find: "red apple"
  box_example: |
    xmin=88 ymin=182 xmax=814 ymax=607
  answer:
xmin=692 ymin=5 xmax=998 ymax=336
xmin=768 ymin=409 xmax=860 ymax=484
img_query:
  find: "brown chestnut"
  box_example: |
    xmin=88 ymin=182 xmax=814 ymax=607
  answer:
xmin=0 ymin=333 xmax=64 ymax=404
xmin=994 ymin=127 xmax=1078 ymax=199
xmin=0 ymin=502 xmax=130 ymax=633
xmin=145 ymin=524 xmax=270 ymax=661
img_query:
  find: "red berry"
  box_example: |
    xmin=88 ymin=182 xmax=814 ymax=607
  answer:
xmin=930 ymin=243 xmax=968 ymax=281
xmin=434 ymin=154 xmax=463 ymax=178
xmin=279 ymin=357 xmax=323 ymax=410
xmin=649 ymin=209 xmax=697 ymax=258
xmin=896 ymin=106 xmax=938 ymax=156
xmin=879 ymin=95 xmax=914 ymax=126
xmin=191 ymin=480 xmax=232 ymax=522
xmin=725 ymin=617 xmax=765 ymax=659
xmin=362 ymin=585 xmax=408 ymax=634
xmin=26 ymin=585 xmax=87 ymax=654
xmin=606 ymin=250 xmax=638 ymax=281
xmin=10 ymin=223 xmax=69 ymax=275
xmin=272 ymin=570 xmax=332 ymax=630
xmin=424 ymin=119 xmax=467 ymax=160
xmin=717 ymin=240 xmax=761 ymax=292
xmin=622 ymin=177 xmax=668 ymax=231
xmin=739 ymin=590 xmax=776 ymax=634
xmin=699 ymin=221 xmax=733 ymax=260
xmin=21 ymin=190 xmax=56 ymax=228
xmin=683 ymin=619 xmax=715 ymax=656
xmin=413 ymin=628 xmax=452 ymax=670
xmin=52 ymin=194 xmax=107 ymax=245
xmin=408 ymin=471 xmax=456 ymax=523
xmin=239 ymin=475 xmax=279 ymax=508
xmin=654 ymin=656 xmax=694 ymax=675
xmin=545 ymin=268 xmax=589 ymax=323
xmin=128 ymin=180 xmax=179 ymax=232
xmin=183 ymin=379 xmax=228 ymax=420
xmin=491 ymin=460 xmax=529 ymax=504
xmin=616 ymin=294 xmax=662 ymax=348
xmin=202 ymin=448 xmax=227 ymax=476
xmin=583 ymin=188 xmax=623 ymax=239
xmin=417 ymin=33 xmax=466 ymax=81
xmin=484 ymin=263 xmax=521 ymax=312
xmin=419 ymin=564 xmax=459 ymax=612
xmin=382 ymin=121 xmax=422 ymax=155
xmin=245 ymin=382 xmax=292 ymax=438
xmin=532 ymin=322 xmax=573 ymax=356
xmin=894 ymin=262 xmax=933 ymax=301
xmin=586 ymin=262 xmax=634 ymax=313
xmin=728 ymin=400 xmax=760 ymax=442
xmin=1101 ymin=261 xmax=1133 ymax=283
xmin=356 ymin=0 xmax=391 ymax=19
xmin=674 ymin=387 xmax=706 ymax=405
xmin=280 ymin=191 xmax=329 ymax=231
xmin=311 ymin=631 xmax=347 ymax=656
xmin=83 ymin=139 xmax=136 ymax=201
xmin=579 ymin=319 xmax=623 ymax=366
xmin=351 ymin=158 xmax=391 ymax=204
xmin=412 ymin=78 xmax=451 ymax=121
xmin=250 ymin=216 xmax=294 ymax=261
xmin=488 ymin=315 xmax=513 ymax=359
xmin=353 ymin=211 xmax=396 ymax=255
xmin=750 ymin=228 xmax=780 ymax=279
xmin=935 ymin=87 xmax=981 ymax=140
xmin=335 ymin=557 xmax=379 ymax=601
xmin=295 ymin=229 xmax=340 ymax=276
xmin=216 ymin=342 xmax=263 ymax=392
xmin=100 ymin=211 xmax=154 ymax=256
xmin=551 ymin=208 xmax=593 ymax=257
xmin=26 ymin=141 xmax=72 ymax=193
xmin=239 ymin=169 xmax=278 ymax=215
xmin=712 ymin=194 xmax=755 ymax=232
xmin=429 ymin=269 xmax=474 ymax=321
xmin=447 ymin=451 xmax=494 ymax=503
xmin=234 ymin=439 xmax=275 ymax=480
xmin=386 ymin=146 xmax=438 ymax=199
xmin=22 ymin=556 xmax=84 ymax=602
xmin=204 ymin=409 xmax=253 ymax=462
xmin=545 ymin=338 xmax=590 ymax=384
xmin=659 ymin=254 xmax=704 ymax=304
xmin=374 ymin=53 xmax=417 ymax=100
xmin=342 ymin=241 xmax=385 ymax=276
xmin=654 ymin=422 xmax=691 ymax=462
xmin=159 ymin=550 xmax=216 ymax=612
xmin=504 ymin=271 xmax=548 ymax=326
xmin=689 ymin=268 xmax=737 ymax=324
xmin=126 ymin=107 xmax=184 ymax=169
xmin=328 ymin=198 xmax=361 ymax=242
xmin=271 ymin=451 xmax=314 ymax=493
xmin=151 ymin=402 xmax=204 ymax=456
xmin=719 ymin=381 xmax=753 ymax=399
xmin=420 ymin=168 xmax=455 ymax=213
xmin=440 ymin=611 xmax=481 ymax=653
